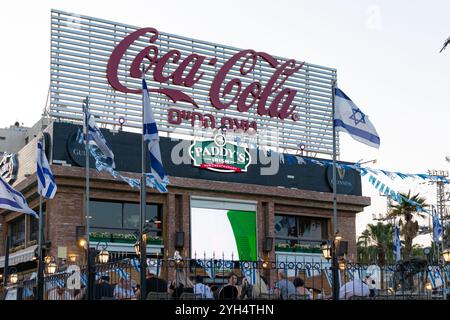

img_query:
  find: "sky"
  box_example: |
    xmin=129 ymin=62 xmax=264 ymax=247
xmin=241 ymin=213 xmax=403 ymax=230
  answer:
xmin=0 ymin=0 xmax=449 ymax=245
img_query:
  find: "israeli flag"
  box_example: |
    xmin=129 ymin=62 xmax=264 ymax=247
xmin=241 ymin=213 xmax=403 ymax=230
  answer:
xmin=82 ymin=104 xmax=116 ymax=169
xmin=147 ymin=257 xmax=162 ymax=277
xmin=432 ymin=206 xmax=443 ymax=244
xmin=37 ymin=141 xmax=57 ymax=199
xmin=142 ymin=78 xmax=167 ymax=192
xmin=196 ymin=259 xmax=216 ymax=279
xmin=131 ymin=258 xmax=141 ymax=273
xmin=0 ymin=176 xmax=37 ymax=218
xmin=394 ymin=223 xmax=401 ymax=262
xmin=240 ymin=262 xmax=257 ymax=285
xmin=80 ymin=273 xmax=87 ymax=286
xmin=428 ymin=266 xmax=443 ymax=288
xmin=334 ymin=87 xmax=380 ymax=148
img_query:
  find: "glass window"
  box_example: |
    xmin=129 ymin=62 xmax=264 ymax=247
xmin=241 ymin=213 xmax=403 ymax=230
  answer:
xmin=123 ymin=203 xmax=162 ymax=231
xmin=123 ymin=203 xmax=140 ymax=230
xmin=298 ymin=217 xmax=327 ymax=240
xmin=91 ymin=200 xmax=161 ymax=237
xmin=9 ymin=217 xmax=25 ymax=248
xmin=90 ymin=201 xmax=122 ymax=229
xmin=29 ymin=206 xmax=45 ymax=243
xmin=274 ymin=215 xmax=296 ymax=237
xmin=146 ymin=204 xmax=162 ymax=238
xmin=30 ymin=217 xmax=39 ymax=242
xmin=275 ymin=214 xmax=329 ymax=245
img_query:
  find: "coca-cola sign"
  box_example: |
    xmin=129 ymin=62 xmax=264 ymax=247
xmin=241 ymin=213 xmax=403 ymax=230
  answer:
xmin=50 ymin=10 xmax=336 ymax=156
xmin=107 ymin=28 xmax=305 ymax=124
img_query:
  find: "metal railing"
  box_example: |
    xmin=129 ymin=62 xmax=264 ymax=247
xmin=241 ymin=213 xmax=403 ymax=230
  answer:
xmin=3 ymin=257 xmax=449 ymax=300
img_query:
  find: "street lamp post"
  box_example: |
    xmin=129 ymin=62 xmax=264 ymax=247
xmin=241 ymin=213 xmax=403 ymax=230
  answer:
xmin=321 ymin=236 xmax=341 ymax=300
xmin=332 ymin=233 xmax=341 ymax=300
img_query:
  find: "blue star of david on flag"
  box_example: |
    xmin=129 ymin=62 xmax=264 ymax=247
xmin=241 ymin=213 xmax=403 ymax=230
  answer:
xmin=334 ymin=87 xmax=380 ymax=148
xmin=349 ymin=108 xmax=366 ymax=126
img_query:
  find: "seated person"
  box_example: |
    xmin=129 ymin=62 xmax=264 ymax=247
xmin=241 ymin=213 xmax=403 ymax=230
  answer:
xmin=273 ymin=270 xmax=296 ymax=300
xmin=217 ymin=273 xmax=239 ymax=300
xmin=168 ymin=269 xmax=194 ymax=299
xmin=193 ymin=276 xmax=213 ymax=299
xmin=113 ymin=276 xmax=136 ymax=300
xmin=94 ymin=275 xmax=114 ymax=300
xmin=293 ymin=278 xmax=313 ymax=299
xmin=145 ymin=269 xmax=168 ymax=296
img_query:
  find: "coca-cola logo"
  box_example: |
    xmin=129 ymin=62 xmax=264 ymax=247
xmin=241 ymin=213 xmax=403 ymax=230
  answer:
xmin=107 ymin=28 xmax=304 ymax=123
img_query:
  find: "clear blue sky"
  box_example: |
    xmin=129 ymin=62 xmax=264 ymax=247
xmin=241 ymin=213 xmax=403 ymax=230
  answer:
xmin=1 ymin=0 xmax=449 ymax=244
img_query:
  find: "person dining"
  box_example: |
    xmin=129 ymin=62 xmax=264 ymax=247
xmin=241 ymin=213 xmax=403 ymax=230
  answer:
xmin=113 ymin=276 xmax=136 ymax=300
xmin=293 ymin=277 xmax=313 ymax=299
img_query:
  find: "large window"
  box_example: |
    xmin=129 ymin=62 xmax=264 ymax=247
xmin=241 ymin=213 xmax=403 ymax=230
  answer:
xmin=29 ymin=217 xmax=39 ymax=243
xmin=274 ymin=214 xmax=329 ymax=251
xmin=90 ymin=200 xmax=162 ymax=240
xmin=29 ymin=206 xmax=45 ymax=243
xmin=9 ymin=217 xmax=25 ymax=249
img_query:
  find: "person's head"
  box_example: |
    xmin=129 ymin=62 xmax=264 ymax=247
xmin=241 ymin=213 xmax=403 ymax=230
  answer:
xmin=278 ymin=270 xmax=287 ymax=280
xmin=228 ymin=273 xmax=238 ymax=286
xmin=293 ymin=277 xmax=305 ymax=288
xmin=194 ymin=275 xmax=204 ymax=284
xmin=175 ymin=269 xmax=194 ymax=288
xmin=101 ymin=275 xmax=110 ymax=283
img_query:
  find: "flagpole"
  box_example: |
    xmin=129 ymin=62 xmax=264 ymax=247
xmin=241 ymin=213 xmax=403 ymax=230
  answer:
xmin=36 ymin=137 xmax=44 ymax=300
xmin=84 ymin=97 xmax=94 ymax=300
xmin=331 ymin=79 xmax=340 ymax=300
xmin=140 ymin=65 xmax=147 ymax=300
xmin=438 ymin=205 xmax=447 ymax=300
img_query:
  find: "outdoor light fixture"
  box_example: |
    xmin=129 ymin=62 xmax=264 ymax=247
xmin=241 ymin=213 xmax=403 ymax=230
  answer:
xmin=46 ymin=262 xmax=57 ymax=274
xmin=334 ymin=231 xmax=343 ymax=242
xmin=44 ymin=255 xmax=53 ymax=264
xmin=78 ymin=237 xmax=87 ymax=249
xmin=321 ymin=241 xmax=332 ymax=260
xmin=96 ymin=242 xmax=109 ymax=264
xmin=262 ymin=260 xmax=269 ymax=269
xmin=68 ymin=254 xmax=77 ymax=263
xmin=134 ymin=241 xmax=140 ymax=257
xmin=442 ymin=248 xmax=450 ymax=263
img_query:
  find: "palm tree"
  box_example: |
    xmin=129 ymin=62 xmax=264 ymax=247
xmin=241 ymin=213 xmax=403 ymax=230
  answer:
xmin=366 ymin=223 xmax=395 ymax=265
xmin=359 ymin=222 xmax=395 ymax=290
xmin=388 ymin=191 xmax=427 ymax=259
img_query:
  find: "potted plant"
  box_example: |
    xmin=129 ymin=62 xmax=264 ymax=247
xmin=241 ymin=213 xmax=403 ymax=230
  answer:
xmin=111 ymin=233 xmax=136 ymax=243
xmin=146 ymin=236 xmax=163 ymax=245
xmin=89 ymin=231 xmax=111 ymax=242
xmin=275 ymin=243 xmax=295 ymax=252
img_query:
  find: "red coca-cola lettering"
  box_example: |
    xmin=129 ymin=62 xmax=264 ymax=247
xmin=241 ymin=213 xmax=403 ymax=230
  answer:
xmin=106 ymin=28 xmax=305 ymax=121
xmin=107 ymin=27 xmax=159 ymax=94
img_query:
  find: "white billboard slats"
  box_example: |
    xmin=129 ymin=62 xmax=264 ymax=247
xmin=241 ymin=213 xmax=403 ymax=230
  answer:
xmin=50 ymin=9 xmax=338 ymax=156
